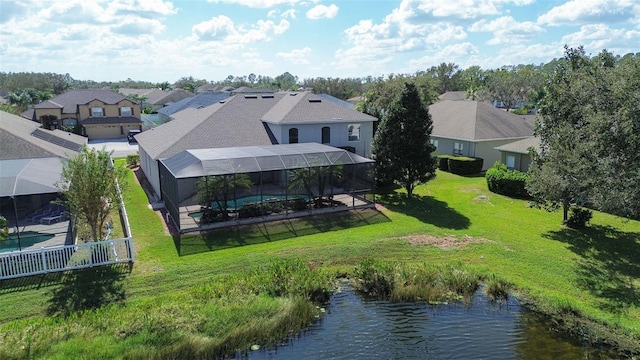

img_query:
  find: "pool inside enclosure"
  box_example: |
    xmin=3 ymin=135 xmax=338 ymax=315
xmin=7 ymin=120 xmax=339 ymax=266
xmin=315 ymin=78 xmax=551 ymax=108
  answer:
xmin=158 ymin=143 xmax=376 ymax=233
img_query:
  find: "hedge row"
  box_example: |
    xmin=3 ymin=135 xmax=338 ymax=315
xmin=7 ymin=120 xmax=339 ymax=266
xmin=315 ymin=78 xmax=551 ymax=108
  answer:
xmin=437 ymin=155 xmax=484 ymax=175
xmin=485 ymin=162 xmax=530 ymax=198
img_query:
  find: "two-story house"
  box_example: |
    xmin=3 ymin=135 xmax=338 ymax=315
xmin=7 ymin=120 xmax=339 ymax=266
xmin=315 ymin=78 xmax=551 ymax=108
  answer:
xmin=135 ymin=91 xmax=377 ymax=198
xmin=32 ymin=89 xmax=142 ymax=139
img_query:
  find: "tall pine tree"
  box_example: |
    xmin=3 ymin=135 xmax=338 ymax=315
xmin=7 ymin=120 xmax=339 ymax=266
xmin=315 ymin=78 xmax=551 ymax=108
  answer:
xmin=371 ymin=82 xmax=437 ymax=197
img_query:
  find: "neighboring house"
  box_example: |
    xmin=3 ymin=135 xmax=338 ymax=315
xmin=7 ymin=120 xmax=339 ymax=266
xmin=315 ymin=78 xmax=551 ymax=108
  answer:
xmin=494 ymin=136 xmax=540 ymax=172
xmin=195 ymin=84 xmax=234 ymax=93
xmin=429 ymin=100 xmax=535 ymax=170
xmin=32 ymin=89 xmax=141 ymax=140
xmin=156 ymin=91 xmax=231 ymax=123
xmin=136 ymin=91 xmax=377 ymax=198
xmin=119 ymin=88 xmax=193 ymax=112
xmin=231 ymin=86 xmax=275 ymax=94
xmin=0 ymin=110 xmax=86 ymax=228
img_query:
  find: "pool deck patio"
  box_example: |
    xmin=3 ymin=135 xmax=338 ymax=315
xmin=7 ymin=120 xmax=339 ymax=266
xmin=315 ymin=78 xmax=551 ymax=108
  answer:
xmin=1 ymin=220 xmax=73 ymax=253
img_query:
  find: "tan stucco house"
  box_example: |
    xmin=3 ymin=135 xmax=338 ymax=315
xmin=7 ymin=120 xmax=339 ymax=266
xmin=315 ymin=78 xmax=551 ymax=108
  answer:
xmin=32 ymin=89 xmax=142 ymax=140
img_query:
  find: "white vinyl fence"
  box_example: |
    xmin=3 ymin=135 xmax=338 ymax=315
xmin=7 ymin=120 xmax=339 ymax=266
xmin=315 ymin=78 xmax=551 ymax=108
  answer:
xmin=0 ymin=237 xmax=134 ymax=280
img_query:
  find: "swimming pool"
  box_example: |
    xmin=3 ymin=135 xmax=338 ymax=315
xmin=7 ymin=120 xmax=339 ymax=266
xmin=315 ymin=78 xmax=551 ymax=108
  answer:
xmin=0 ymin=232 xmax=55 ymax=252
xmin=207 ymin=194 xmax=309 ymax=210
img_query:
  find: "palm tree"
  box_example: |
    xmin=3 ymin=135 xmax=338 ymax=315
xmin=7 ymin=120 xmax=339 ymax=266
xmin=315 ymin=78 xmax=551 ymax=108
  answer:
xmin=196 ymin=174 xmax=253 ymax=220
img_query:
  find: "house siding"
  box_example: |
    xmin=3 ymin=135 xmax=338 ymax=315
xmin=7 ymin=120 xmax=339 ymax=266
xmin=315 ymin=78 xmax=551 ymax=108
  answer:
xmin=500 ymin=151 xmax=532 ymax=172
xmin=268 ymin=122 xmax=374 ymax=157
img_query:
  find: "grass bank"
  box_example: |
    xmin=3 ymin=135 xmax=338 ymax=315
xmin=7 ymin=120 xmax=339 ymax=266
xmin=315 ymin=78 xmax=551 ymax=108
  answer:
xmin=1 ymin=165 xmax=639 ymax=357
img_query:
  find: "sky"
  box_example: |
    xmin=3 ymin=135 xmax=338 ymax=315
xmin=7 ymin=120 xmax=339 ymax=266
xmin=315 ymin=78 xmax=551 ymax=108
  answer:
xmin=1 ymin=0 xmax=639 ymax=84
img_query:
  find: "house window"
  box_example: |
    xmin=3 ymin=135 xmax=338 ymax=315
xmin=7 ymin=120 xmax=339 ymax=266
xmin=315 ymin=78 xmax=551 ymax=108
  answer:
xmin=322 ymin=126 xmax=330 ymax=144
xmin=120 ymin=106 xmax=132 ymax=116
xmin=506 ymin=155 xmax=516 ymax=169
xmin=289 ymin=128 xmax=298 ymax=144
xmin=429 ymin=139 xmax=438 ymax=149
xmin=91 ymin=107 xmax=103 ymax=117
xmin=454 ymin=142 xmax=464 ymax=155
xmin=348 ymin=124 xmax=360 ymax=141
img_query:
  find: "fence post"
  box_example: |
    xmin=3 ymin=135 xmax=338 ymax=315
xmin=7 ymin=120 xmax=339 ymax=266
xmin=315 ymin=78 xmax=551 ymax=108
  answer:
xmin=41 ymin=247 xmax=47 ymax=272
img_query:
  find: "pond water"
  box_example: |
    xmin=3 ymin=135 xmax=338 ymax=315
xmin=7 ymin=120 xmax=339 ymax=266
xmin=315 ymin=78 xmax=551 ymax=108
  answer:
xmin=238 ymin=284 xmax=616 ymax=360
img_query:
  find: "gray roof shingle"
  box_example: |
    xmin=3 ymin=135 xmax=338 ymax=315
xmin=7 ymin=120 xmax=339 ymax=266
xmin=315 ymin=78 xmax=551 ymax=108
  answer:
xmin=137 ymin=91 xmax=378 ymax=160
xmin=157 ymin=92 xmax=231 ymax=116
xmin=33 ymin=89 xmax=130 ymax=113
xmin=0 ymin=111 xmax=86 ymax=159
xmin=430 ymin=101 xmax=534 ymax=141
xmin=262 ymin=92 xmax=376 ymax=124
xmin=495 ymin=136 xmax=541 ymax=154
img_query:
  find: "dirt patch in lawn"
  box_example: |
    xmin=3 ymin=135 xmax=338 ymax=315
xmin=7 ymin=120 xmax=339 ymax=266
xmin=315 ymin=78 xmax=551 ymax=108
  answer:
xmin=403 ymin=234 xmax=492 ymax=249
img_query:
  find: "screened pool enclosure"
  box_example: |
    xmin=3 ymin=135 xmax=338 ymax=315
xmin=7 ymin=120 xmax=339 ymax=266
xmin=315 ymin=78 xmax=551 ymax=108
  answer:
xmin=158 ymin=143 xmax=376 ymax=232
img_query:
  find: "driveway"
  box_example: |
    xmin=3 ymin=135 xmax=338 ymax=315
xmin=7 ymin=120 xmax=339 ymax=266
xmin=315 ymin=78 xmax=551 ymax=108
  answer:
xmin=88 ymin=138 xmax=139 ymax=157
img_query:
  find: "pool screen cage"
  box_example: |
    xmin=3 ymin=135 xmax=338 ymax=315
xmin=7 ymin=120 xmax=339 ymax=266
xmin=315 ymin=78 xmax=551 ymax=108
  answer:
xmin=158 ymin=143 xmax=376 ymax=232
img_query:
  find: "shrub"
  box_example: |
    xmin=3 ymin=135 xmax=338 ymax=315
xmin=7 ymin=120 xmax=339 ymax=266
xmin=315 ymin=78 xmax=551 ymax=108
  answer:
xmin=238 ymin=203 xmax=262 ymax=219
xmin=486 ymin=162 xmax=530 ymax=198
xmin=566 ymin=207 xmax=592 ymax=229
xmin=126 ymin=153 xmax=140 ymax=167
xmin=436 ymin=155 xmax=453 ymax=171
xmin=447 ymin=157 xmax=483 ymax=175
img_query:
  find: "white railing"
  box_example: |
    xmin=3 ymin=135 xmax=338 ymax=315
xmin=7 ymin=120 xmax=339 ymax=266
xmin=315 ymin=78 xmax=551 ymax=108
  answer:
xmin=0 ymin=237 xmax=134 ymax=280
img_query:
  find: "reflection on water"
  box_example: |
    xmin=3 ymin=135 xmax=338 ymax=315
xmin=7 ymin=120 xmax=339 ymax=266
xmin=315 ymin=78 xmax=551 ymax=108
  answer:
xmin=239 ymin=284 xmax=615 ymax=360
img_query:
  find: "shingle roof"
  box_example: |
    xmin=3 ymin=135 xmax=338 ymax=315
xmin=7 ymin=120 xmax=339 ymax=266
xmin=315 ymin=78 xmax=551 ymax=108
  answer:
xmin=495 ymin=136 xmax=541 ymax=154
xmin=0 ymin=111 xmax=86 ymax=159
xmin=438 ymin=91 xmax=468 ymax=101
xmin=157 ymin=92 xmax=231 ymax=116
xmin=231 ymin=87 xmax=275 ymax=94
xmin=33 ymin=89 xmax=129 ymax=113
xmin=137 ymin=92 xmax=378 ymax=160
xmin=262 ymin=92 xmax=376 ymax=125
xmin=136 ymin=94 xmax=279 ymax=159
xmin=430 ymin=100 xmax=534 ymax=141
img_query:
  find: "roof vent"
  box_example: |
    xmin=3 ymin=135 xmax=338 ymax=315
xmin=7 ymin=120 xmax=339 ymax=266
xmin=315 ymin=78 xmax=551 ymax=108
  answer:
xmin=219 ymin=100 xmax=226 ymax=103
xmin=290 ymin=93 xmax=298 ymax=96
xmin=261 ymin=94 xmax=274 ymax=98
xmin=308 ymin=98 xmax=322 ymax=103
xmin=244 ymin=95 xmax=258 ymax=99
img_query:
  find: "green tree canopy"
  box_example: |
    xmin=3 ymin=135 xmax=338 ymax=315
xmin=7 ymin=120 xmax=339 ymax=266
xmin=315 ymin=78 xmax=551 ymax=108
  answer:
xmin=528 ymin=46 xmax=640 ymax=222
xmin=56 ymin=147 xmax=127 ymax=241
xmin=371 ymin=82 xmax=437 ymax=197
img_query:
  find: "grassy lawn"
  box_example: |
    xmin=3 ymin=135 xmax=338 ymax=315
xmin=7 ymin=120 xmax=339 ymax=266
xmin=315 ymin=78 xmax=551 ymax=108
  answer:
xmin=1 ymin=164 xmax=639 ymax=358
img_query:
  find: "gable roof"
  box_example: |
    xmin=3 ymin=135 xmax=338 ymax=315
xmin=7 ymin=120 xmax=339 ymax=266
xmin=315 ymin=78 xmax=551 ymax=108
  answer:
xmin=231 ymin=86 xmax=275 ymax=94
xmin=136 ymin=94 xmax=280 ymax=159
xmin=33 ymin=89 xmax=129 ymax=113
xmin=495 ymin=136 xmax=541 ymax=154
xmin=0 ymin=111 xmax=86 ymax=159
xmin=157 ymin=91 xmax=231 ymax=116
xmin=137 ymin=91 xmax=378 ymax=160
xmin=430 ymin=100 xmax=534 ymax=141
xmin=119 ymin=88 xmax=193 ymax=105
xmin=262 ymin=92 xmax=376 ymax=125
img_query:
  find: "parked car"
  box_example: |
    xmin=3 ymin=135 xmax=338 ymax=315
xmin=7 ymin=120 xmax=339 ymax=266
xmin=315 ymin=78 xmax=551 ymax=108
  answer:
xmin=127 ymin=129 xmax=141 ymax=144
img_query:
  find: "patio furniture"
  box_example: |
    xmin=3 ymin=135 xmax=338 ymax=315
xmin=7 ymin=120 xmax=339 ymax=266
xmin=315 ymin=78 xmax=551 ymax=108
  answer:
xmin=40 ymin=211 xmax=68 ymax=225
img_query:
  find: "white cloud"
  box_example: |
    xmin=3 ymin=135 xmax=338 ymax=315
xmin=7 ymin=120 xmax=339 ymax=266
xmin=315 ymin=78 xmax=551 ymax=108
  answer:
xmin=193 ymin=16 xmax=290 ymax=43
xmin=538 ymin=0 xmax=639 ymax=26
xmin=388 ymin=0 xmax=535 ymax=24
xmin=407 ymin=42 xmax=480 ymax=69
xmin=470 ymin=16 xmax=544 ymax=45
xmin=561 ymin=24 xmax=640 ymax=52
xmin=277 ymin=47 xmax=312 ymax=64
xmin=206 ymin=0 xmax=301 ymax=8
xmin=282 ymin=9 xmax=297 ymax=19
xmin=193 ymin=15 xmax=238 ymax=40
xmin=306 ymin=4 xmax=338 ymax=20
